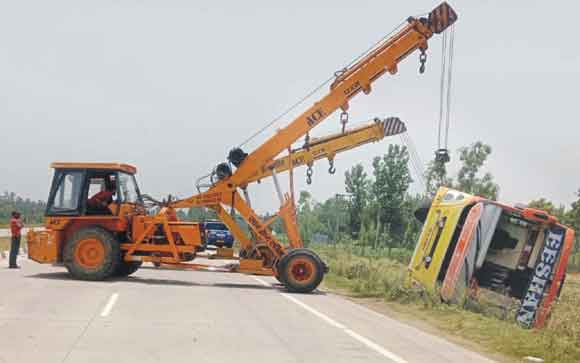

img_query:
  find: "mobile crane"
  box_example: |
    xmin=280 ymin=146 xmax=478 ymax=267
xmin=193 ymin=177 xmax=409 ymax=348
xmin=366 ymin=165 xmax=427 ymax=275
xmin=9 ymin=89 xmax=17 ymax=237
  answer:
xmin=27 ymin=2 xmax=458 ymax=293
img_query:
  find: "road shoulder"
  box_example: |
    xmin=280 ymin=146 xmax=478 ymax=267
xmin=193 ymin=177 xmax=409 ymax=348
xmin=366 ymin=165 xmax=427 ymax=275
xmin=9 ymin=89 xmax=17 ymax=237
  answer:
xmin=319 ymin=284 xmax=511 ymax=363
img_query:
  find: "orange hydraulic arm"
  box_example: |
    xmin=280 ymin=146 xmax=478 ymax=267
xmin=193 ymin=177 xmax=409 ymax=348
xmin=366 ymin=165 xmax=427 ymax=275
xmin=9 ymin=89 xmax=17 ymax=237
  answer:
xmin=227 ymin=3 xmax=457 ymax=188
xmin=170 ymin=2 xmax=457 ymax=260
xmin=246 ymin=117 xmax=407 ymax=184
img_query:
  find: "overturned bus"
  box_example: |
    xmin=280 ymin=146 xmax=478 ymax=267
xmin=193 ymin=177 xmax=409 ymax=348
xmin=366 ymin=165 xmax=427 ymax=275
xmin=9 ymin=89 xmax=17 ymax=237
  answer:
xmin=409 ymin=187 xmax=575 ymax=329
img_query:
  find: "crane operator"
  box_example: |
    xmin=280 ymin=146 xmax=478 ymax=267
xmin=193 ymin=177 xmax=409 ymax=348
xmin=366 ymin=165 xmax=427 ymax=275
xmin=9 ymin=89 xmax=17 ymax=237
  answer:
xmin=88 ymin=175 xmax=116 ymax=211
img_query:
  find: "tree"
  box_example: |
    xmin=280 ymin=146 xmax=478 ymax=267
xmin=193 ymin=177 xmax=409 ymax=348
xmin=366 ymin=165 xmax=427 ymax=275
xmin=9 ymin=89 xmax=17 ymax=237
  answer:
xmin=424 ymin=160 xmax=452 ymax=197
xmin=344 ymin=164 xmax=369 ymax=238
xmin=0 ymin=191 xmax=46 ymax=225
xmin=298 ymin=191 xmax=313 ymax=213
xmin=455 ymin=141 xmax=499 ymax=200
xmin=317 ymin=195 xmax=349 ymax=242
xmin=186 ymin=207 xmax=217 ymax=221
xmin=296 ymin=191 xmax=324 ymax=244
xmin=565 ymin=190 xmax=580 ymax=252
xmin=400 ymin=193 xmax=425 ymax=247
xmin=371 ymin=144 xmax=413 ymax=244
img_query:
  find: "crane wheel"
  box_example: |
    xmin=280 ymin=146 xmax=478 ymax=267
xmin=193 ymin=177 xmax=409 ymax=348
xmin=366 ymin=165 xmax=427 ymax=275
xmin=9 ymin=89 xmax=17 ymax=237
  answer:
xmin=278 ymin=249 xmax=325 ymax=293
xmin=114 ymin=260 xmax=143 ymax=277
xmin=63 ymin=227 xmax=121 ymax=281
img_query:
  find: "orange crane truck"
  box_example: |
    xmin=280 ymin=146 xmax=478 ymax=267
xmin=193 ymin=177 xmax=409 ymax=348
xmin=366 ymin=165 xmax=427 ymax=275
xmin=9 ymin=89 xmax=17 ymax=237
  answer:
xmin=27 ymin=2 xmax=458 ymax=293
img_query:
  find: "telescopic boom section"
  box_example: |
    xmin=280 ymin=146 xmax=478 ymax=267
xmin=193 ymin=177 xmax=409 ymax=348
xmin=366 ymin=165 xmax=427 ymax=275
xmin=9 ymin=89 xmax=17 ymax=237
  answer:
xmin=245 ymin=117 xmax=407 ymax=184
xmin=229 ymin=2 xmax=457 ymax=187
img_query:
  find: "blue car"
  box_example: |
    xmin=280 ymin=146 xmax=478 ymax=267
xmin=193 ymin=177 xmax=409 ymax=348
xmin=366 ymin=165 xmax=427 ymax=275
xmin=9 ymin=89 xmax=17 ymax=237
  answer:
xmin=202 ymin=220 xmax=234 ymax=248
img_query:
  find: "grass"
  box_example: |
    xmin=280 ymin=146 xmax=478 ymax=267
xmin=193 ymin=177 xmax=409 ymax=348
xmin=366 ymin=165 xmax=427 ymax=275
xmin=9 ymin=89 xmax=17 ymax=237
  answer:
xmin=0 ymin=237 xmax=10 ymax=251
xmin=313 ymin=244 xmax=580 ymax=363
xmin=567 ymin=252 xmax=580 ymax=272
xmin=0 ymin=236 xmax=27 ymax=252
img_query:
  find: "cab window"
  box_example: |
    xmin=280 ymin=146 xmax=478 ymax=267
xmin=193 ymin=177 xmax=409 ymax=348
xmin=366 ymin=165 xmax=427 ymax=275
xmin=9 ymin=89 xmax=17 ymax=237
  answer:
xmin=118 ymin=172 xmax=141 ymax=204
xmin=85 ymin=172 xmax=118 ymax=215
xmin=87 ymin=178 xmax=106 ymax=199
xmin=205 ymin=222 xmax=227 ymax=231
xmin=49 ymin=171 xmax=84 ymax=214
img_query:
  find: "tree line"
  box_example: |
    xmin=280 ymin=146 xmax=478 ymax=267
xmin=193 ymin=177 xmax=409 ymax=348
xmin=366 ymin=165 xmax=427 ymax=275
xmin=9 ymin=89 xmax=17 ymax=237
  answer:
xmin=0 ymin=191 xmax=46 ymax=225
xmin=294 ymin=141 xmax=580 ymax=253
xmin=4 ymin=141 xmax=579 ymax=255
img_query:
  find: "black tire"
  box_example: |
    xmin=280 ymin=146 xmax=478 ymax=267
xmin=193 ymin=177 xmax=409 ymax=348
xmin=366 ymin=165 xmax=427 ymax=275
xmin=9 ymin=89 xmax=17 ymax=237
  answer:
xmin=63 ymin=227 xmax=121 ymax=281
xmin=115 ymin=260 xmax=142 ymax=277
xmin=278 ymin=248 xmax=325 ymax=293
xmin=274 ymin=266 xmax=286 ymax=285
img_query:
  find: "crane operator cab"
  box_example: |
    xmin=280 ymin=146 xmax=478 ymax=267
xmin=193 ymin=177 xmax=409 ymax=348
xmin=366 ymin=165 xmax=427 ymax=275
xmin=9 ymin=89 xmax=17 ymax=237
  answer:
xmin=27 ymin=163 xmax=148 ymax=271
xmin=45 ymin=162 xmax=143 ymax=217
xmin=28 ymin=162 xmax=205 ymax=281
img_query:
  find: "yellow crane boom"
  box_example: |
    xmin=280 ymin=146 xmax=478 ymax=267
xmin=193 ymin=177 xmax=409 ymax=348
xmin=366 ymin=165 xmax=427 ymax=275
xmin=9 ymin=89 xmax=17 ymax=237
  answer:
xmin=246 ymin=117 xmax=407 ymax=184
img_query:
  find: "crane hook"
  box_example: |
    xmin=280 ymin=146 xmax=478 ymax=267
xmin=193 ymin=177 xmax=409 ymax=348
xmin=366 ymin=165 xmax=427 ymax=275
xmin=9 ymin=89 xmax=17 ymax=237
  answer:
xmin=340 ymin=111 xmax=349 ymax=133
xmin=328 ymin=159 xmax=336 ymax=174
xmin=306 ymin=164 xmax=314 ymax=185
xmin=419 ymin=50 xmax=427 ymax=74
xmin=434 ymin=148 xmax=451 ymax=164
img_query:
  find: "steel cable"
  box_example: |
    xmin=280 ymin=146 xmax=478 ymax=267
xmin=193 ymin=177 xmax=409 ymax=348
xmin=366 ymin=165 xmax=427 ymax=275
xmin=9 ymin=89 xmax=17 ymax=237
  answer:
xmin=444 ymin=25 xmax=455 ymax=148
xmin=237 ymin=19 xmax=409 ymax=148
xmin=437 ymin=30 xmax=448 ymax=150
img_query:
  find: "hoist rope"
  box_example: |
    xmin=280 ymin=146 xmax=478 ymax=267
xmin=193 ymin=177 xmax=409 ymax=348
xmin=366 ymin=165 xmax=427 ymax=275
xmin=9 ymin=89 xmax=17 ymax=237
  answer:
xmin=444 ymin=25 xmax=455 ymax=148
xmin=437 ymin=24 xmax=455 ymax=152
xmin=237 ymin=19 xmax=409 ymax=148
xmin=437 ymin=30 xmax=448 ymax=150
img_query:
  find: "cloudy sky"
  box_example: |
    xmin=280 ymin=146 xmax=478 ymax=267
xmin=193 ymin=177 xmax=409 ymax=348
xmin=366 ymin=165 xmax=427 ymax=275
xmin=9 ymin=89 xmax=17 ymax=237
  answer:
xmin=1 ymin=0 xmax=578 ymax=213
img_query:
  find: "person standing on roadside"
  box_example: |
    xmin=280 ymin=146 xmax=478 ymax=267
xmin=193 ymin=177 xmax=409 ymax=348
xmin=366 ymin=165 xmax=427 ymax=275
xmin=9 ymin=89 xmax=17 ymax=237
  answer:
xmin=9 ymin=211 xmax=23 ymax=269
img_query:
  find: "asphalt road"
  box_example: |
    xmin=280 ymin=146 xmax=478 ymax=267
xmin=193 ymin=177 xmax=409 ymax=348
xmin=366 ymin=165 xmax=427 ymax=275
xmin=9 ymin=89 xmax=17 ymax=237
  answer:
xmin=0 ymin=228 xmax=39 ymax=238
xmin=0 ymin=257 xmax=495 ymax=363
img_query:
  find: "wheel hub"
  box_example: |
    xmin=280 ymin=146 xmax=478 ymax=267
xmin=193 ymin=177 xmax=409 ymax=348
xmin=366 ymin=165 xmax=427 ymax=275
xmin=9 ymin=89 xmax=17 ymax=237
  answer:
xmin=75 ymin=238 xmax=105 ymax=269
xmin=288 ymin=257 xmax=315 ymax=284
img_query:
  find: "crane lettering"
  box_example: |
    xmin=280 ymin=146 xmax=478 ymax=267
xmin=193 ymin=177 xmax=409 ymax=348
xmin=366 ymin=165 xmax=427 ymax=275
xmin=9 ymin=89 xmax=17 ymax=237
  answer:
xmin=306 ymin=109 xmax=325 ymax=126
xmin=344 ymin=81 xmax=361 ymax=97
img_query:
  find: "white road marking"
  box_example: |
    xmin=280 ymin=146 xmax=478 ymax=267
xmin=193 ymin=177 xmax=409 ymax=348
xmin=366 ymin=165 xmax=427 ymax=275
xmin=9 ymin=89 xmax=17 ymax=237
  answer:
xmin=100 ymin=293 xmax=119 ymax=317
xmin=252 ymin=276 xmax=272 ymax=287
xmin=252 ymin=277 xmax=408 ymax=363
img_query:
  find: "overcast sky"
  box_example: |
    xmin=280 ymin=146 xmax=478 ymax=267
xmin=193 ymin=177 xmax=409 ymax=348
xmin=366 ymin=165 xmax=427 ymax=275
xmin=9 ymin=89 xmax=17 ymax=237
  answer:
xmin=1 ymin=0 xmax=579 ymax=213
